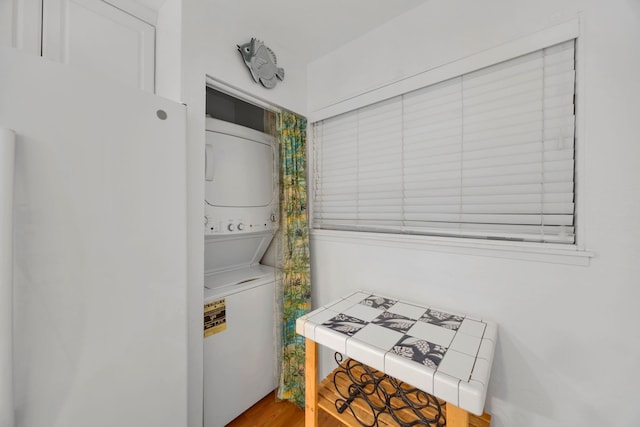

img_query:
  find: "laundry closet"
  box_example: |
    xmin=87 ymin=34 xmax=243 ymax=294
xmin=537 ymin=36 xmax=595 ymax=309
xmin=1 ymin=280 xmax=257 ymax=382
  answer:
xmin=202 ymin=87 xmax=280 ymax=427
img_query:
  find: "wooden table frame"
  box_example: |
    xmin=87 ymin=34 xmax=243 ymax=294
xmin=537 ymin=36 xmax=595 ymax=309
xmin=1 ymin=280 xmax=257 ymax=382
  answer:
xmin=304 ymin=339 xmax=477 ymax=427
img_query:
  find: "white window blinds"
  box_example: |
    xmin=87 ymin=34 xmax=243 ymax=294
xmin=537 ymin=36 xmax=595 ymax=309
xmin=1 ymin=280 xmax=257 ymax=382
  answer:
xmin=312 ymin=40 xmax=576 ymax=244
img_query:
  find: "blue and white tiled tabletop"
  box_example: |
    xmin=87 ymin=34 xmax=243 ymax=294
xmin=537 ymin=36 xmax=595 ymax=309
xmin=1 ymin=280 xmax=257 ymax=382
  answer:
xmin=296 ymin=290 xmax=497 ymax=416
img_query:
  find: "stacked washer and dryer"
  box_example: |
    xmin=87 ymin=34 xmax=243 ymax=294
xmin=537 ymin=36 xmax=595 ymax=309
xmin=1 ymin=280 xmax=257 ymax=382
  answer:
xmin=203 ymin=117 xmax=279 ymax=427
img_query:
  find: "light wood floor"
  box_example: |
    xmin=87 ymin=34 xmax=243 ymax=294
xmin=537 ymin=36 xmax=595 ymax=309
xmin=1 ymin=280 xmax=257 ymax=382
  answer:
xmin=227 ymin=390 xmax=346 ymax=427
xmin=226 ymin=389 xmax=490 ymax=427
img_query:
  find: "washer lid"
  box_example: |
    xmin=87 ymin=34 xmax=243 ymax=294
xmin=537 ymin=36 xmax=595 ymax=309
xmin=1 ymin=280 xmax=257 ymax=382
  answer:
xmin=204 ymin=264 xmax=275 ymax=298
xmin=204 ymin=230 xmax=275 ymax=275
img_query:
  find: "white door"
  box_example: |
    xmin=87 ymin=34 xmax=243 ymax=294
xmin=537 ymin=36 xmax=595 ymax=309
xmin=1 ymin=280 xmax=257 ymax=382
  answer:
xmin=0 ymin=48 xmax=187 ymax=427
xmin=42 ymin=0 xmax=155 ymax=92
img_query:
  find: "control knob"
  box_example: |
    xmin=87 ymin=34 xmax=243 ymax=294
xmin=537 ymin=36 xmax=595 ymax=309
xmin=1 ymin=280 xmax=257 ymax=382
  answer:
xmin=227 ymin=223 xmax=235 ymax=232
xmin=237 ymin=223 xmax=245 ymax=231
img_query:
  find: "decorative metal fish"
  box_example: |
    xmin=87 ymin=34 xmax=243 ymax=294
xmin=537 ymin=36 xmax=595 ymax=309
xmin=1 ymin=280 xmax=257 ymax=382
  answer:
xmin=237 ymin=38 xmax=285 ymax=89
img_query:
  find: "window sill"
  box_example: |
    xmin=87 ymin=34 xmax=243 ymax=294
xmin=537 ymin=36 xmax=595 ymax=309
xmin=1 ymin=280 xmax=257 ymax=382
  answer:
xmin=310 ymin=229 xmax=594 ymax=266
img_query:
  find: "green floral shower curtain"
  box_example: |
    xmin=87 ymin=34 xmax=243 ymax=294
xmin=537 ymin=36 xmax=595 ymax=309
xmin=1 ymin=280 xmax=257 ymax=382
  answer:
xmin=276 ymin=111 xmax=311 ymax=407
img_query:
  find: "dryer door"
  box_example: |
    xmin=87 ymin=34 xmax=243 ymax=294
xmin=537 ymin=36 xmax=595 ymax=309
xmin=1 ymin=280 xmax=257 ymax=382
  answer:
xmin=205 ymin=121 xmax=274 ymax=208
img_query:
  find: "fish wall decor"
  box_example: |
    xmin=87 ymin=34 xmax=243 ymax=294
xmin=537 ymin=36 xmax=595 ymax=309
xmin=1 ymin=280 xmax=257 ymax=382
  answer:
xmin=237 ymin=38 xmax=285 ymax=89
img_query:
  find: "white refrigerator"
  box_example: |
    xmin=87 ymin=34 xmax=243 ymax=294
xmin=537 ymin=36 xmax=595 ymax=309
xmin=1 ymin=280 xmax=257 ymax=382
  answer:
xmin=0 ymin=48 xmax=188 ymax=427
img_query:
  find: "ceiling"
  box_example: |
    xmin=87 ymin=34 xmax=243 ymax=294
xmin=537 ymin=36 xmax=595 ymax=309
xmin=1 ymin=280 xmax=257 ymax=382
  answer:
xmin=137 ymin=0 xmax=429 ymax=63
xmin=224 ymin=0 xmax=430 ymax=63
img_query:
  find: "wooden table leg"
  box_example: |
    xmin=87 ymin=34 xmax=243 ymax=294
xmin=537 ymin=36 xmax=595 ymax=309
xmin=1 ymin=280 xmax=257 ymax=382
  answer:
xmin=447 ymin=403 xmax=470 ymax=427
xmin=305 ymin=338 xmax=318 ymax=427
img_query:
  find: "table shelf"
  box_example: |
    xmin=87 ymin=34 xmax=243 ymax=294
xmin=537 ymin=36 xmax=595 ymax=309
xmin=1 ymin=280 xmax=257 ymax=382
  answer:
xmin=315 ymin=356 xmax=491 ymax=427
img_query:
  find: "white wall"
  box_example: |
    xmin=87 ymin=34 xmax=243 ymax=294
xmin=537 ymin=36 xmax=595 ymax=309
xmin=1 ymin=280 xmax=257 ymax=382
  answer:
xmin=308 ymin=1 xmax=640 ymax=426
xmin=179 ymin=3 xmax=307 ymax=426
xmin=183 ymin=1 xmax=307 ymax=115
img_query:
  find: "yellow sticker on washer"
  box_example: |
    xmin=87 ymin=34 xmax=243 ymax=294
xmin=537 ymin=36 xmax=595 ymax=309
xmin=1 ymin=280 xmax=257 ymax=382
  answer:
xmin=204 ymin=298 xmax=226 ymax=337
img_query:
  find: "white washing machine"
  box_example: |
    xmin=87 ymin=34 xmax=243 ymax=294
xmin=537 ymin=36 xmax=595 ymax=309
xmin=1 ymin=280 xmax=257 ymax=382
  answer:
xmin=203 ymin=258 xmax=276 ymax=427
xmin=203 ymin=118 xmax=279 ymax=427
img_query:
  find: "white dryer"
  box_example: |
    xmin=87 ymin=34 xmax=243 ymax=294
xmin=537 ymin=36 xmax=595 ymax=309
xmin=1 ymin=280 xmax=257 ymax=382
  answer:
xmin=204 ymin=117 xmax=278 ymax=237
xmin=203 ymin=118 xmax=279 ymax=427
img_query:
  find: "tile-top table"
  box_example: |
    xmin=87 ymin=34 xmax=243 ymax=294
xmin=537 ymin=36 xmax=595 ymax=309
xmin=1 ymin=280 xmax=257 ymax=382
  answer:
xmin=296 ymin=290 xmax=497 ymax=427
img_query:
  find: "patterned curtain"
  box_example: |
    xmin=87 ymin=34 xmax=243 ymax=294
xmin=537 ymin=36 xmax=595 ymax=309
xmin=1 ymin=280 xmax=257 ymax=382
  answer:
xmin=276 ymin=111 xmax=311 ymax=407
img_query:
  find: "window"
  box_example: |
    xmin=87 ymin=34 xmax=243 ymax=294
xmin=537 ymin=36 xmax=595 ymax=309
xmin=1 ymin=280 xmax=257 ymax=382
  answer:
xmin=312 ymin=40 xmax=576 ymax=244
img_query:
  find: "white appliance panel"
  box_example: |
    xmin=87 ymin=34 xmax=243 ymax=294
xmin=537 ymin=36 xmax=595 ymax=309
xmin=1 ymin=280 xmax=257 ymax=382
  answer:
xmin=205 ymin=127 xmax=273 ymax=208
xmin=203 ymin=279 xmax=276 ymax=427
xmin=0 ymin=48 xmax=187 ymax=427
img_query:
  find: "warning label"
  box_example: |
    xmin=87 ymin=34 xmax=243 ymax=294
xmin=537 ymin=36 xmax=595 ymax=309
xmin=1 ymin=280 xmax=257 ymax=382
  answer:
xmin=204 ymin=298 xmax=226 ymax=338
